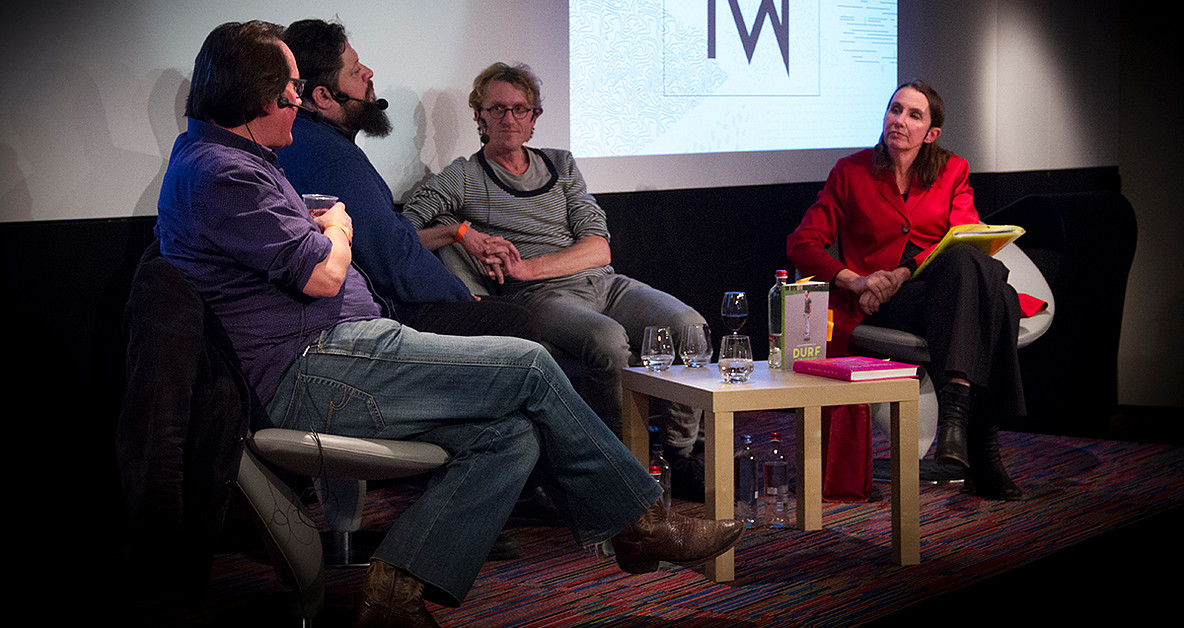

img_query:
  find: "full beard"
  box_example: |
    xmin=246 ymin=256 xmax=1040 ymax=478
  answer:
xmin=342 ymin=99 xmax=393 ymax=138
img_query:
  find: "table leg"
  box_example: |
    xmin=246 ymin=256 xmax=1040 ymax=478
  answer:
xmin=795 ymin=405 xmax=823 ymax=530
xmin=891 ymin=399 xmax=921 ymax=565
xmin=621 ymin=387 xmax=651 ymax=464
xmin=704 ymin=409 xmax=735 ymax=582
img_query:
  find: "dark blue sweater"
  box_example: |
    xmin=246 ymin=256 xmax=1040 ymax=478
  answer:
xmin=276 ymin=110 xmax=473 ymax=310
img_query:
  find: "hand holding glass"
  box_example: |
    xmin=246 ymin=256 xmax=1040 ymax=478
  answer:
xmin=302 ymin=193 xmax=339 ymax=217
xmin=721 ymin=292 xmax=748 ymax=334
xmin=641 ymin=326 xmax=675 ymax=371
xmin=718 ymin=334 xmax=755 ymax=383
xmin=679 ymin=323 xmax=712 ymax=368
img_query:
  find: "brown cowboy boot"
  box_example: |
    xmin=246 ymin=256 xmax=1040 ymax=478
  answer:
xmin=611 ymin=500 xmax=744 ymax=574
xmin=354 ymin=560 xmax=440 ymax=628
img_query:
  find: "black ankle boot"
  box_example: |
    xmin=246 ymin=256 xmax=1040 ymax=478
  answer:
xmin=934 ymin=383 xmax=971 ymax=468
xmin=966 ymin=423 xmax=1023 ymax=501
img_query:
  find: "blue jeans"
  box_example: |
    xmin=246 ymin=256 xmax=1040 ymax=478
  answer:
xmin=509 ymin=273 xmax=705 ymax=455
xmin=265 ymin=318 xmax=661 ymax=606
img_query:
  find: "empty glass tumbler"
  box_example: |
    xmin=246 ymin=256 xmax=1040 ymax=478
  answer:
xmin=679 ymin=323 xmax=712 ymax=368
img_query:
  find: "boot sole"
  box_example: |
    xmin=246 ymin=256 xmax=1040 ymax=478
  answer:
xmin=934 ymin=452 xmax=969 ymax=469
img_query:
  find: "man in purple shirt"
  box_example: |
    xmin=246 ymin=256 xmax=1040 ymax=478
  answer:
xmin=155 ymin=21 xmax=741 ymax=626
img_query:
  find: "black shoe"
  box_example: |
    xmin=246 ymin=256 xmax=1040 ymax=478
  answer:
xmin=935 ymin=383 xmax=971 ymax=468
xmin=507 ymin=485 xmax=564 ymax=527
xmin=487 ymin=530 xmax=521 ymax=561
xmin=967 ymin=424 xmax=1023 ymax=501
xmin=665 ymin=450 xmax=705 ymax=503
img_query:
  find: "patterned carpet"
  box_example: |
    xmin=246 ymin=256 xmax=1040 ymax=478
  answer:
xmin=118 ymin=410 xmax=1184 ymax=627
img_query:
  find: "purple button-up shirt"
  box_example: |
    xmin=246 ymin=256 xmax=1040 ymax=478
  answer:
xmin=157 ymin=118 xmax=381 ymax=406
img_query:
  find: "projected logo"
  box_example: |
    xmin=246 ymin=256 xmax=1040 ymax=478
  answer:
xmin=664 ymin=0 xmax=819 ymax=97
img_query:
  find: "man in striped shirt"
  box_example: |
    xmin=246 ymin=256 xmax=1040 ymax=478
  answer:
xmin=403 ymin=62 xmax=707 ymax=501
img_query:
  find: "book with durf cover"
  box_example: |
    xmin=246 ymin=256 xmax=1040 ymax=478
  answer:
xmin=779 ymin=281 xmax=829 ymax=369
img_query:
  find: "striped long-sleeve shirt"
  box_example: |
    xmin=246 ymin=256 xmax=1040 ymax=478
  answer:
xmin=401 ymin=147 xmax=613 ymax=288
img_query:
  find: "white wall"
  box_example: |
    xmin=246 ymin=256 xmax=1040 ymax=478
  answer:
xmin=0 ymin=0 xmax=1123 ymax=222
xmin=0 ymin=0 xmax=1178 ymax=406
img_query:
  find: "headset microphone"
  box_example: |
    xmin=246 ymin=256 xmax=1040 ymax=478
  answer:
xmin=277 ymin=96 xmax=298 ymax=109
xmin=331 ymin=91 xmax=388 ymax=110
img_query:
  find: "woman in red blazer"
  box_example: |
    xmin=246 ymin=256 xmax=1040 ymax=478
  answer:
xmin=787 ymin=80 xmax=1023 ymax=500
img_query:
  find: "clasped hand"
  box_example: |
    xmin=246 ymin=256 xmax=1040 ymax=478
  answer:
xmin=460 ymin=229 xmax=525 ymax=284
xmin=846 ymin=267 xmax=911 ymax=315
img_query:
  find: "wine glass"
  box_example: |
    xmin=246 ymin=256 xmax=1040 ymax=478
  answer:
xmin=721 ymin=292 xmax=748 ymax=335
xmin=679 ymin=323 xmax=712 ymax=368
xmin=641 ymin=326 xmax=675 ymax=371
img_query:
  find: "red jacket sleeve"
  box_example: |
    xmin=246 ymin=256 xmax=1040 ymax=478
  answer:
xmin=785 ymin=159 xmax=851 ymax=282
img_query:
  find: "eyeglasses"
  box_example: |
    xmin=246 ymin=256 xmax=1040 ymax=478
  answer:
xmin=479 ymin=105 xmax=541 ymax=120
xmin=288 ymin=78 xmax=307 ymax=98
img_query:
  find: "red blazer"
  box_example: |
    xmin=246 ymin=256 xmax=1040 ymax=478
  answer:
xmin=786 ymin=148 xmax=979 ymax=354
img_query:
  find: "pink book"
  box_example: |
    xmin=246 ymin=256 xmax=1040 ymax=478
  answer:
xmin=792 ymin=356 xmax=918 ymax=381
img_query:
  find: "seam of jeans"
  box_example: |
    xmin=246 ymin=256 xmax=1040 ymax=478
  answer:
xmin=295 ymin=372 xmax=386 ymax=432
xmin=529 ymin=352 xmax=659 ymax=518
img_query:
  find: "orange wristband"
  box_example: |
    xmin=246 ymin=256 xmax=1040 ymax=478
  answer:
xmin=454 ymin=221 xmax=471 ymax=242
xmin=326 ymin=222 xmax=352 ymax=245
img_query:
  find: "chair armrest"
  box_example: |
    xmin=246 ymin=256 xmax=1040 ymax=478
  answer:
xmin=249 ymin=429 xmax=449 ymax=481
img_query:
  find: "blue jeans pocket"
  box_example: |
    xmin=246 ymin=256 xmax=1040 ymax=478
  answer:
xmin=286 ymin=372 xmax=386 ymax=436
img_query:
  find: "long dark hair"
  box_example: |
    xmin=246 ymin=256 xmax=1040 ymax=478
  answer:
xmin=872 ymin=79 xmax=953 ymax=189
xmin=185 ymin=21 xmax=289 ymax=127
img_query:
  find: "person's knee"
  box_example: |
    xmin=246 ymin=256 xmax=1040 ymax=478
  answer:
xmin=543 ymin=316 xmax=629 ymax=373
xmin=667 ymin=306 xmax=707 ymax=331
xmin=583 ymin=325 xmax=631 ymax=372
xmin=935 ymin=243 xmax=990 ymax=270
xmin=482 ymin=417 xmax=542 ymax=478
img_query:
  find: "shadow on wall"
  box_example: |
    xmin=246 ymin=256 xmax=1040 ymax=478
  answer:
xmin=135 ymin=69 xmax=188 ymax=218
xmin=6 ymin=62 xmax=160 ymax=222
xmin=363 ymin=86 xmax=431 ymax=204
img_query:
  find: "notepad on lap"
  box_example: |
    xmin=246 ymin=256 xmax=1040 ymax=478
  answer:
xmin=914 ymin=223 xmax=1025 ymax=276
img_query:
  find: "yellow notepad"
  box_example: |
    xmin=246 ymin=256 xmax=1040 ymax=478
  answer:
xmin=914 ymin=223 xmax=1025 ymax=276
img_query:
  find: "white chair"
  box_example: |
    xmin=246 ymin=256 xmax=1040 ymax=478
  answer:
xmin=239 ymin=430 xmax=448 ymax=622
xmin=853 ymin=243 xmax=1055 ymax=473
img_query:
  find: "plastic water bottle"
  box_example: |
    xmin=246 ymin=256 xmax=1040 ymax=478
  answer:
xmin=763 ymin=432 xmax=790 ymax=528
xmin=734 ymin=435 xmax=760 ymax=528
xmin=650 ymin=444 xmax=671 ymax=509
xmin=768 ymin=270 xmax=789 ymax=368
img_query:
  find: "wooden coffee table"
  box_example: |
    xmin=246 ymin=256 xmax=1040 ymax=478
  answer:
xmin=621 ymin=361 xmax=920 ymax=582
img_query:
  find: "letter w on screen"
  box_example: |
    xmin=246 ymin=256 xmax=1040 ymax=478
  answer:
xmin=707 ymin=0 xmax=790 ymax=75
xmin=569 ymin=1 xmax=897 ymax=158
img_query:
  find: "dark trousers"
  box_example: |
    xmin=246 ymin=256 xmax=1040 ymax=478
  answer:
xmin=865 ymin=245 xmax=1026 ymax=418
xmin=393 ymin=296 xmax=540 ymax=343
